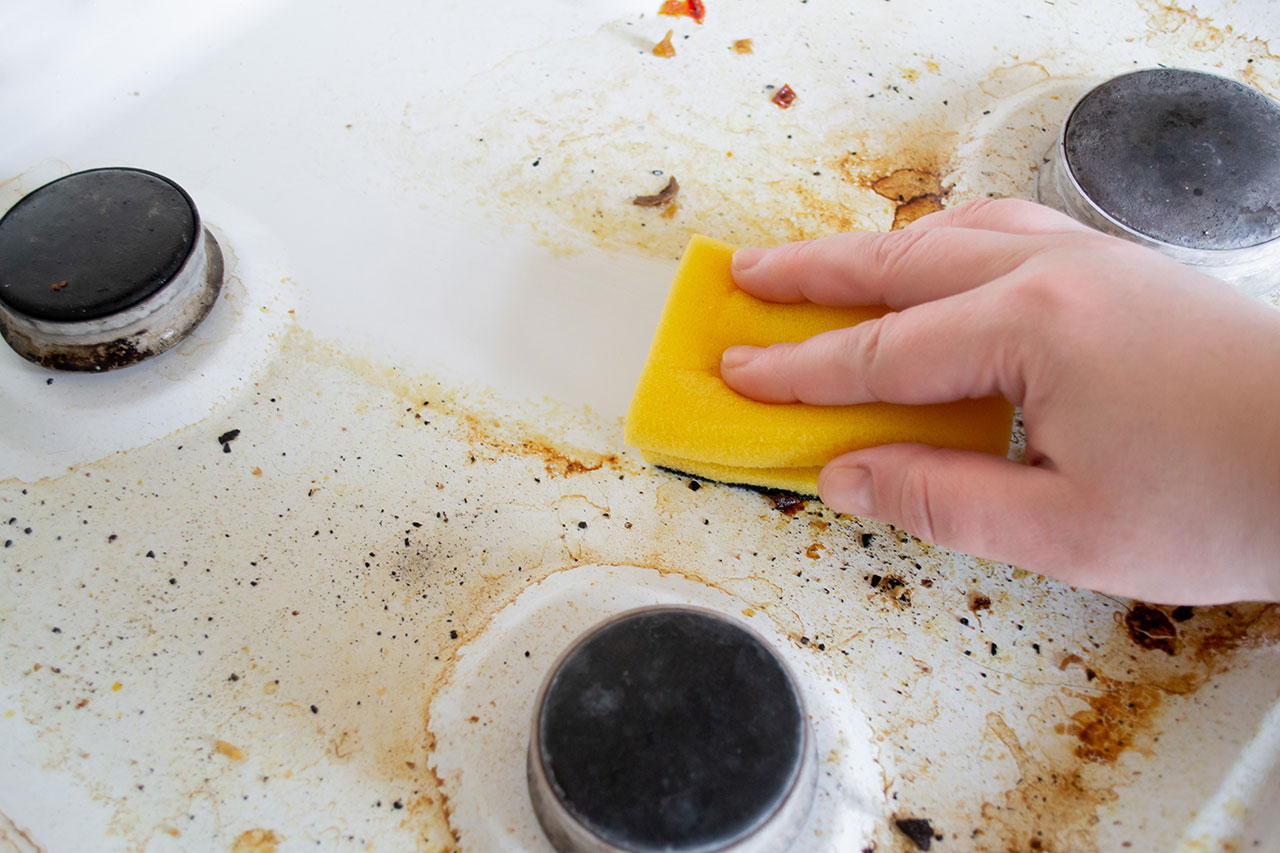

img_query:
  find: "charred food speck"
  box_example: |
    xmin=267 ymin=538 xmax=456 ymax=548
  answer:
xmin=894 ymin=817 xmax=937 ymax=851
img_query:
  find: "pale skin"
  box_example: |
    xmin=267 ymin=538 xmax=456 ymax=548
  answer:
xmin=720 ymin=198 xmax=1280 ymax=605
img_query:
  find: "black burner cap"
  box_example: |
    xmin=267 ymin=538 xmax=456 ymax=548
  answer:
xmin=1063 ymin=69 xmax=1280 ymax=251
xmin=0 ymin=168 xmax=198 ymax=321
xmin=534 ymin=608 xmax=806 ymax=852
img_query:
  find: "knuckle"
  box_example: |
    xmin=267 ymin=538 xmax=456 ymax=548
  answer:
xmin=866 ymin=226 xmax=934 ymax=275
xmin=853 ymin=312 xmax=900 ymax=399
xmin=894 ymin=463 xmax=939 ymax=544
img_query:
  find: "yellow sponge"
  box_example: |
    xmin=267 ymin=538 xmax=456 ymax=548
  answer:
xmin=624 ymin=235 xmax=1014 ymax=495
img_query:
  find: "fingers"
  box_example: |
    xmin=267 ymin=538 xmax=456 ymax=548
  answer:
xmin=730 ymin=199 xmax=1097 ymax=309
xmin=904 ymin=197 xmax=1094 ymax=235
xmin=720 ymin=281 xmax=1027 ymax=406
xmin=818 ymin=444 xmax=1069 ymax=567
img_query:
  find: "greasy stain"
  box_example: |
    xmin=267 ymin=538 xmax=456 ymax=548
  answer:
xmin=869 ymin=168 xmax=949 ymax=230
xmin=982 ymin=712 xmax=1113 ymax=852
xmin=977 ymin=601 xmax=1280 ymax=850
xmin=1058 ymin=655 xmax=1163 ymax=763
xmin=1122 ymin=603 xmax=1179 ymax=655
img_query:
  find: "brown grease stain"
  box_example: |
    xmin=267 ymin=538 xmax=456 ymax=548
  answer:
xmin=1057 ymin=655 xmax=1162 ymax=764
xmin=978 ymin=602 xmax=1280 ymax=850
xmin=1122 ymin=603 xmax=1179 ymax=656
xmin=983 ymin=712 xmax=1111 ymax=852
xmin=869 ymin=169 xmax=949 ymax=230
xmin=458 ymin=411 xmax=622 ymax=478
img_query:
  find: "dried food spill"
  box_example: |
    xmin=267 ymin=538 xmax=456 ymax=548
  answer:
xmin=5 ymin=0 xmax=1280 ymax=851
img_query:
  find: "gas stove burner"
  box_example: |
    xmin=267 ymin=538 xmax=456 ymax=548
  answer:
xmin=1038 ymin=68 xmax=1280 ymax=295
xmin=0 ymin=167 xmax=224 ymax=370
xmin=528 ymin=606 xmax=816 ymax=853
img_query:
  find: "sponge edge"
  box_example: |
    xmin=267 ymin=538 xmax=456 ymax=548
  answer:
xmin=624 ymin=234 xmax=1015 ymax=495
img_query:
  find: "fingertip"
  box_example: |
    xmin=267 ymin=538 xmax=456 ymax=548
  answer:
xmin=730 ymin=247 xmax=767 ymax=276
xmin=818 ymin=460 xmax=875 ymax=517
xmin=720 ymin=345 xmax=760 ymax=372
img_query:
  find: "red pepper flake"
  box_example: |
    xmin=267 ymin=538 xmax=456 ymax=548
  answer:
xmin=652 ymin=29 xmax=676 ymax=58
xmin=771 ymin=83 xmax=797 ymax=108
xmin=51 ymin=280 xmax=68 ymax=290
xmin=659 ymin=0 xmax=705 ymax=24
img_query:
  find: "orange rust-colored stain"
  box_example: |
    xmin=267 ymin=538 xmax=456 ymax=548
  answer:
xmin=804 ymin=543 xmax=824 ymax=559
xmin=869 ymin=169 xmax=948 ymax=229
xmin=969 ymin=593 xmax=992 ymax=614
xmin=458 ymin=412 xmax=620 ymax=478
xmin=732 ymin=38 xmax=754 ymax=54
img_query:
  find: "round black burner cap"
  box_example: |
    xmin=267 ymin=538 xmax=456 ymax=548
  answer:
xmin=1063 ymin=68 xmax=1280 ymax=251
xmin=0 ymin=168 xmax=198 ymax=321
xmin=534 ymin=608 xmax=806 ymax=852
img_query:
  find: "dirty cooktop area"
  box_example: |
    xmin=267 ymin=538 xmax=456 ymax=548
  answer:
xmin=3 ymin=1 xmax=1280 ymax=851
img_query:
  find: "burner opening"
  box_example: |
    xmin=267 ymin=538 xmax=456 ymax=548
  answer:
xmin=529 ymin=607 xmax=814 ymax=853
xmin=0 ymin=167 xmax=224 ymax=371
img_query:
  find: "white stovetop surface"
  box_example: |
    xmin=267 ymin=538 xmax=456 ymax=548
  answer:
xmin=3 ymin=1 xmax=1280 ymax=851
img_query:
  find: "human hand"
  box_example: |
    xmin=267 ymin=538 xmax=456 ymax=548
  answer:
xmin=719 ymin=198 xmax=1280 ymax=605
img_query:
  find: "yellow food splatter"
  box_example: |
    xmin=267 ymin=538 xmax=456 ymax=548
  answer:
xmin=231 ymin=828 xmax=279 ymax=853
xmin=215 ymin=740 xmax=247 ymax=761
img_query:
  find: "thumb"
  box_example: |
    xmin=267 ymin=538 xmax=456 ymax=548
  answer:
xmin=820 ymin=444 xmax=1067 ymax=565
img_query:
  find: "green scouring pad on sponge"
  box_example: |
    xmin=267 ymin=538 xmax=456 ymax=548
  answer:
xmin=624 ymin=234 xmax=1015 ymax=495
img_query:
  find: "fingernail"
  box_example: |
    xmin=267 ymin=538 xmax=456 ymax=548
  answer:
xmin=731 ymin=247 xmax=766 ymax=273
xmin=820 ymin=464 xmax=874 ymax=516
xmin=721 ymin=345 xmax=759 ymax=370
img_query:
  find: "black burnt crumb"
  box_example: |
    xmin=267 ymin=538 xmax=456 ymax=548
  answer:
xmin=169 ymin=578 xmax=177 ymax=585
xmin=218 ymin=428 xmax=241 ymax=453
xmin=228 ymin=674 xmax=239 ymax=681
xmin=449 ymin=630 xmax=458 ymax=640
xmin=524 ymin=651 xmax=530 ymax=658
xmin=1171 ymin=605 xmax=1194 ymax=622
xmin=990 ymin=642 xmax=998 ymax=656
xmin=145 ymin=550 xmax=155 ymax=558
xmin=577 ymin=521 xmax=587 ymax=529
xmin=25 ymin=528 xmax=33 ymax=535
xmin=51 ymin=627 xmax=61 ymax=633
xmin=107 ymin=534 xmax=117 ymax=542
xmin=393 ymin=800 xmax=403 ymax=810
xmin=1032 ymin=643 xmax=1041 ymax=654
xmin=869 ymin=574 xmax=882 ymax=588
xmin=860 ymin=533 xmax=874 ymax=547
xmin=959 ymin=617 xmax=969 ymax=626
xmin=895 ymin=817 xmax=936 ymax=850
xmin=800 ymin=636 xmax=810 ymax=645
xmin=3 ymin=541 xmax=10 ymax=548
xmin=963 ymin=650 xmax=972 ymax=656
xmin=687 ymin=479 xmax=701 ymax=491
xmin=310 ymin=705 xmax=319 ymax=714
